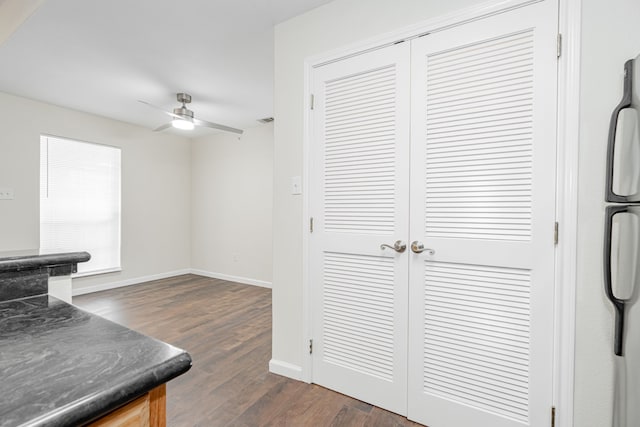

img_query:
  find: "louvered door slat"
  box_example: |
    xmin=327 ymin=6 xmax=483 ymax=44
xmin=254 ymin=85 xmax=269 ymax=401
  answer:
xmin=322 ymin=61 xmax=400 ymax=235
xmin=311 ymin=42 xmax=410 ymax=415
xmin=408 ymin=2 xmax=557 ymax=426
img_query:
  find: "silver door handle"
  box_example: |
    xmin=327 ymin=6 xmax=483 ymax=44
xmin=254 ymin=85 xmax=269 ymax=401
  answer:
xmin=411 ymin=241 xmax=435 ymax=255
xmin=380 ymin=240 xmax=406 ymax=253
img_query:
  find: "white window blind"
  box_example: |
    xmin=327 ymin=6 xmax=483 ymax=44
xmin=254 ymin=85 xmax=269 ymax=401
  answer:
xmin=40 ymin=135 xmax=121 ymax=275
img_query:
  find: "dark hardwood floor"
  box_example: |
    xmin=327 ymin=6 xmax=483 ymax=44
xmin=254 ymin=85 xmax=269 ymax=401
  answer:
xmin=74 ymin=274 xmax=423 ymax=427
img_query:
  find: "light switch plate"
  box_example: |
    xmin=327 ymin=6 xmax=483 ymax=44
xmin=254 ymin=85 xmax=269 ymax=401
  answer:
xmin=291 ymin=176 xmax=302 ymax=195
xmin=0 ymin=188 xmax=14 ymax=200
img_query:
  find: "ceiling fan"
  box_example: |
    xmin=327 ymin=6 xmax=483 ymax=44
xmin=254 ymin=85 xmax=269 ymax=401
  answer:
xmin=138 ymin=93 xmax=243 ymax=135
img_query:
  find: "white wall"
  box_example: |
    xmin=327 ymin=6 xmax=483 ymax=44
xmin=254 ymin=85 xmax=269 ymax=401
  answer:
xmin=0 ymin=89 xmax=273 ymax=294
xmin=0 ymin=91 xmax=192 ymax=294
xmin=191 ymin=123 xmax=273 ymax=286
xmin=272 ymin=0 xmax=487 ymax=375
xmin=574 ymin=0 xmax=640 ymax=425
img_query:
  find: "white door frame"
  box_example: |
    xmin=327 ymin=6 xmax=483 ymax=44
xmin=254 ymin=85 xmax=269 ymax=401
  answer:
xmin=553 ymin=1 xmax=581 ymax=427
xmin=301 ymin=1 xmax=581 ymax=426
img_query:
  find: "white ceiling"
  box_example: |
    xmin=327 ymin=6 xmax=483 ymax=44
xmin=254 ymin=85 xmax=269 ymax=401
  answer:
xmin=0 ymin=0 xmax=332 ymax=133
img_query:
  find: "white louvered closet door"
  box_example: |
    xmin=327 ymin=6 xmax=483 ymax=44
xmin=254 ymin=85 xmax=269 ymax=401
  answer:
xmin=310 ymin=42 xmax=411 ymax=415
xmin=407 ymin=1 xmax=558 ymax=427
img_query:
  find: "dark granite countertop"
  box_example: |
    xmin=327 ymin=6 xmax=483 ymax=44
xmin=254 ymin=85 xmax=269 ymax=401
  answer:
xmin=0 ymin=295 xmax=192 ymax=427
xmin=0 ymin=252 xmax=90 ymax=273
xmin=0 ymin=252 xmax=92 ymax=303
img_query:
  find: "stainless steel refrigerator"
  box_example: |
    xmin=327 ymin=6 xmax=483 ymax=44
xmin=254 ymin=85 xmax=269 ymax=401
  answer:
xmin=604 ymin=54 xmax=640 ymax=427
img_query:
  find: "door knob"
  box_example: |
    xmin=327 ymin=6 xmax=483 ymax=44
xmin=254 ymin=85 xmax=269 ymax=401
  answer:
xmin=380 ymin=240 xmax=407 ymax=253
xmin=411 ymin=241 xmax=435 ymax=255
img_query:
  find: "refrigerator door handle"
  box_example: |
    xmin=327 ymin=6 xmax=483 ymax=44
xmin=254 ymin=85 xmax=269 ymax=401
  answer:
xmin=606 ymin=59 xmax=634 ymax=203
xmin=604 ymin=205 xmax=629 ymax=356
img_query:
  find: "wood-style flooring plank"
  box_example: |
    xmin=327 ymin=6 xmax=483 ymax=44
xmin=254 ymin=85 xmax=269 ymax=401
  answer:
xmin=74 ymin=274 xmax=424 ymax=427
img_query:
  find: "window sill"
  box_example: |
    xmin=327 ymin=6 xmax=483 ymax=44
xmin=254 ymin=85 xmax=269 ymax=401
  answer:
xmin=72 ymin=267 xmax=122 ymax=278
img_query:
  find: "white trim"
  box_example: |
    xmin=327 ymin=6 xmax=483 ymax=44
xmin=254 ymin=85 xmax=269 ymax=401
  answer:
xmin=189 ymin=269 xmax=272 ymax=289
xmin=269 ymin=359 xmax=303 ymax=381
xmin=301 ymin=51 xmax=313 ymax=384
xmin=301 ymin=0 xmax=579 ymax=414
xmin=72 ymin=269 xmax=191 ymax=296
xmin=305 ymin=0 xmax=542 ymax=68
xmin=554 ymin=0 xmax=581 ymax=426
xmin=72 ymin=268 xmax=272 ymax=296
xmin=72 ymin=266 xmax=122 ymax=278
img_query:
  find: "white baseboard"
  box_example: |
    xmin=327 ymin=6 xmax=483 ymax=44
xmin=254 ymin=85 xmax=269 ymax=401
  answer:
xmin=72 ymin=268 xmax=271 ymax=296
xmin=190 ymin=269 xmax=272 ymax=289
xmin=72 ymin=269 xmax=191 ymax=296
xmin=269 ymin=359 xmax=304 ymax=381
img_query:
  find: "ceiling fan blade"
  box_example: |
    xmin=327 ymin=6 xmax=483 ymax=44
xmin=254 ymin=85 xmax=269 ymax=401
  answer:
xmin=138 ymin=100 xmax=187 ymax=121
xmin=193 ymin=117 xmax=243 ymax=135
xmin=153 ymin=123 xmax=172 ymax=132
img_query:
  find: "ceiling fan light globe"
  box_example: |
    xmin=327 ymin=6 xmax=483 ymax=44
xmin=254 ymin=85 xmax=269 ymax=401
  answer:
xmin=171 ymin=119 xmax=195 ymax=130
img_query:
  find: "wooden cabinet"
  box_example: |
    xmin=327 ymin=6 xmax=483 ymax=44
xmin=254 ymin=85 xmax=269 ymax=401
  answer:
xmin=88 ymin=384 xmax=166 ymax=427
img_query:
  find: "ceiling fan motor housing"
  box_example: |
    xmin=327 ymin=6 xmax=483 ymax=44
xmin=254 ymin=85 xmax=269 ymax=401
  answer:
xmin=174 ymin=93 xmax=194 ymax=120
xmin=173 ymin=106 xmax=194 ymax=119
xmin=176 ymin=93 xmax=192 ymax=104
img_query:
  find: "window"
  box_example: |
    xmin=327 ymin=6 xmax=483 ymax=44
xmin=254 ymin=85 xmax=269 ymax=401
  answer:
xmin=40 ymin=135 xmax=121 ymax=276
